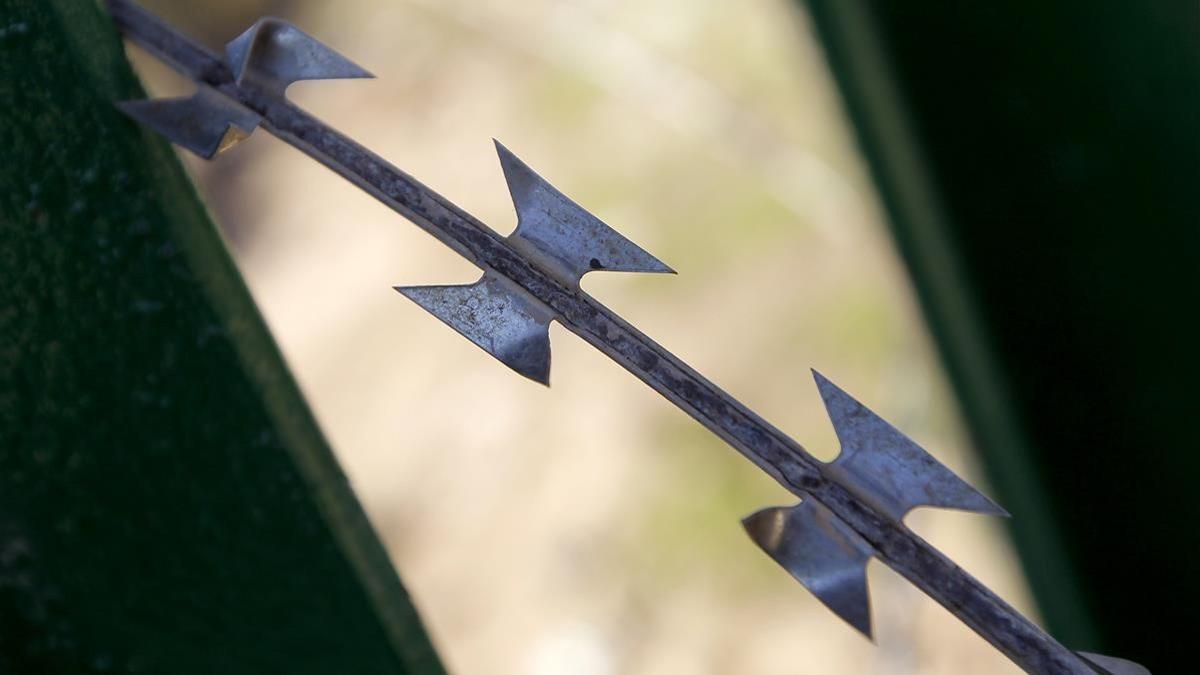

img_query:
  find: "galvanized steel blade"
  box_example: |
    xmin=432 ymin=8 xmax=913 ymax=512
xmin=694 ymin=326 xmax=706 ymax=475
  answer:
xmin=496 ymin=140 xmax=674 ymax=286
xmin=743 ymin=500 xmax=875 ymax=638
xmin=116 ymin=88 xmax=260 ymax=159
xmin=813 ymin=370 xmax=1009 ymax=522
xmin=226 ymin=17 xmax=373 ymax=97
xmin=396 ymin=273 xmax=554 ymax=385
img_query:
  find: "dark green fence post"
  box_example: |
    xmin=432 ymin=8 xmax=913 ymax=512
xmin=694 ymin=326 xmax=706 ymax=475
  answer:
xmin=800 ymin=1 xmax=1200 ymax=671
xmin=0 ymin=1 xmax=444 ymax=672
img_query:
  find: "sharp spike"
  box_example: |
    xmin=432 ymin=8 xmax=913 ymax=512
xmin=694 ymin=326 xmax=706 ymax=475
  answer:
xmin=226 ymin=17 xmax=373 ymax=96
xmin=812 ymin=370 xmax=1008 ymax=522
xmin=395 ymin=272 xmax=553 ymax=385
xmin=494 ymin=139 xmax=674 ymax=286
xmin=743 ymin=500 xmax=875 ymax=639
xmin=116 ymin=88 xmax=261 ymax=159
xmin=1077 ymin=652 xmax=1151 ymax=674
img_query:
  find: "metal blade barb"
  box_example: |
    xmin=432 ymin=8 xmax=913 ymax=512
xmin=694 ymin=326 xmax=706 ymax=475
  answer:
xmin=396 ymin=272 xmax=554 ymax=385
xmin=813 ymin=370 xmax=1009 ymax=522
xmin=117 ymin=88 xmax=261 ymax=159
xmin=743 ymin=499 xmax=875 ymax=639
xmin=226 ymin=17 xmax=373 ymax=97
xmin=496 ymin=140 xmax=674 ymax=286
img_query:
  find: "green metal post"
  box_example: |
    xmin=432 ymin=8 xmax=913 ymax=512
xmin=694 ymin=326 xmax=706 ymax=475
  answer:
xmin=800 ymin=1 xmax=1199 ymax=671
xmin=0 ymin=1 xmax=444 ymax=673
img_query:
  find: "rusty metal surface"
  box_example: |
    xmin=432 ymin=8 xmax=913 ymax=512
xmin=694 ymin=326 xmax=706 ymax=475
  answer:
xmin=106 ymin=2 xmax=1144 ymax=672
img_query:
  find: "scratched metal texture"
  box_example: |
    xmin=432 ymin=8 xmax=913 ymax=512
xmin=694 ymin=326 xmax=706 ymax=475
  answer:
xmin=0 ymin=1 xmax=443 ymax=673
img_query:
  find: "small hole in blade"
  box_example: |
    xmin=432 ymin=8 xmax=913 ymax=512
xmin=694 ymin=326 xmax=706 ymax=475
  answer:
xmin=589 ymin=258 xmax=604 ymax=269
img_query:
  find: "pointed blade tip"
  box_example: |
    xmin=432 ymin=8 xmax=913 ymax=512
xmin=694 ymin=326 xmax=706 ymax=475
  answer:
xmin=493 ymin=139 xmax=526 ymax=175
xmin=648 ymin=259 xmax=676 ymax=275
xmin=826 ymin=584 xmax=873 ymax=641
xmin=810 ymin=367 xmax=835 ymax=390
xmin=814 ymin=370 xmax=1012 ymax=521
xmin=586 ymin=259 xmax=675 ymax=277
xmin=322 ymin=59 xmax=374 ymax=81
xmin=925 ymin=496 xmax=1010 ymax=519
xmin=739 ymin=506 xmax=778 ymax=543
xmin=855 ymin=618 xmax=874 ymax=642
xmin=394 ymin=284 xmax=446 ymax=309
xmin=492 ymin=137 xmax=515 ymax=159
xmin=395 ymin=277 xmax=554 ymax=387
xmin=979 ymin=499 xmax=1011 ymax=519
xmin=228 ymin=17 xmax=375 ymax=87
xmin=524 ymin=366 xmax=551 ymax=387
xmin=114 ymin=98 xmax=157 ymax=122
xmin=114 ymin=98 xmax=223 ymax=160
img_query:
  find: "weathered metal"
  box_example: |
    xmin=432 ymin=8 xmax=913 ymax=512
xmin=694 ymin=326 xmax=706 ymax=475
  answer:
xmin=495 ymin=140 xmax=675 ymax=287
xmin=396 ymin=272 xmax=555 ymax=385
xmin=106 ymin=1 xmax=1147 ymax=672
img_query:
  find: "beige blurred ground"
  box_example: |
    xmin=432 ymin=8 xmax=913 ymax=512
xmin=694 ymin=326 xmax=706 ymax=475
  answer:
xmin=135 ymin=0 xmax=1033 ymax=672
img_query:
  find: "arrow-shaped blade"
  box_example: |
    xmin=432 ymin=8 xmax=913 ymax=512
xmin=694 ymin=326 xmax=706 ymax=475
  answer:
xmin=226 ymin=17 xmax=373 ymax=96
xmin=496 ymin=140 xmax=674 ymax=286
xmin=813 ymin=370 xmax=1009 ymax=522
xmin=396 ymin=272 xmax=554 ymax=385
xmin=117 ymin=88 xmax=260 ymax=159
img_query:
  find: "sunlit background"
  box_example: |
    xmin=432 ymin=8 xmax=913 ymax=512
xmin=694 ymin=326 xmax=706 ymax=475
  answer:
xmin=134 ymin=0 xmax=1031 ymax=672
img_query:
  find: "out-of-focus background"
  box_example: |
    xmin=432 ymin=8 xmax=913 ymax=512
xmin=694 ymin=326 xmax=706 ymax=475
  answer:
xmin=135 ymin=0 xmax=1028 ymax=672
